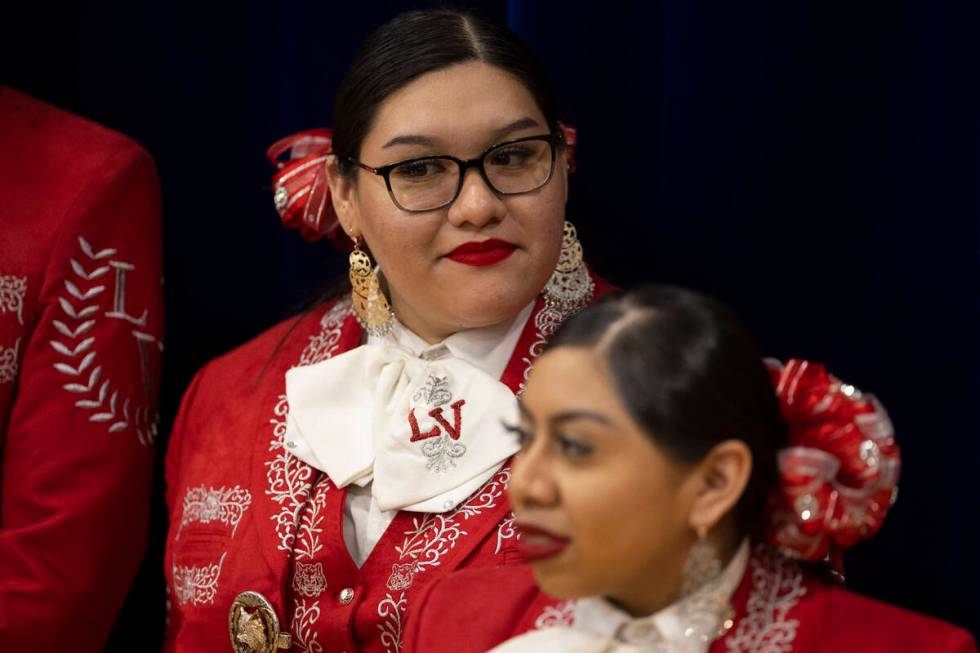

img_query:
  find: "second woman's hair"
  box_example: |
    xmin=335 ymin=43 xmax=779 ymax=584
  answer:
xmin=332 ymin=9 xmax=561 ymax=175
xmin=548 ymin=285 xmax=788 ymax=537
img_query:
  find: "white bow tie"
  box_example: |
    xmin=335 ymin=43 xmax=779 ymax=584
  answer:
xmin=283 ymin=343 xmax=520 ymax=513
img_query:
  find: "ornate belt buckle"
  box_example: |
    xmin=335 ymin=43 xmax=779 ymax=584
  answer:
xmin=228 ymin=591 xmax=291 ymax=653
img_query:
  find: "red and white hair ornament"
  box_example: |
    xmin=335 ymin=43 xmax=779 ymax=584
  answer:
xmin=267 ymin=128 xmax=350 ymax=247
xmin=765 ymin=359 xmax=900 ymax=567
xmin=267 ymin=124 xmax=579 ymax=247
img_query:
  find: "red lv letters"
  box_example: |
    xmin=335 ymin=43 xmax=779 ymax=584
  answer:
xmin=408 ymin=399 xmax=466 ymax=442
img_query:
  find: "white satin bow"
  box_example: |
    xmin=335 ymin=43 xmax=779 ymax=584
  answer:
xmin=284 ymin=343 xmax=520 ymax=513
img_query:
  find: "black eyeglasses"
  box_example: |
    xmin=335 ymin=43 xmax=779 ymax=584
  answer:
xmin=348 ymin=133 xmax=563 ymax=212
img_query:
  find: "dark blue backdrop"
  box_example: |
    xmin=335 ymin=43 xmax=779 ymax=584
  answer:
xmin=4 ymin=1 xmax=977 ymax=649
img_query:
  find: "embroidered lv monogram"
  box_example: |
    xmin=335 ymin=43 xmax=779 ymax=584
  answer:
xmin=408 ymin=400 xmax=468 ymax=473
xmin=408 ymin=400 xmax=465 ymax=442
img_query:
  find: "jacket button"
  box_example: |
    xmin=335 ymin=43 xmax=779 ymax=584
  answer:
xmin=339 ymin=587 xmax=355 ymax=605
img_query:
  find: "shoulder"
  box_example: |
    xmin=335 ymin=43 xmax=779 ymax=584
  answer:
xmin=813 ymin=584 xmax=977 ymax=653
xmin=404 ymin=565 xmax=547 ymax=653
xmin=0 ymin=86 xmax=149 ymax=168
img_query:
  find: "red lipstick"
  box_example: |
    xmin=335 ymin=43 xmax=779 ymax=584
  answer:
xmin=445 ymin=239 xmax=517 ymax=266
xmin=516 ymin=523 xmax=571 ymax=562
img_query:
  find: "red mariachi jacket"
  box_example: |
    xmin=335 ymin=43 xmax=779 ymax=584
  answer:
xmin=164 ymin=277 xmax=614 ymax=653
xmin=0 ymin=87 xmax=164 ymax=652
xmin=404 ymin=546 xmax=978 ymax=653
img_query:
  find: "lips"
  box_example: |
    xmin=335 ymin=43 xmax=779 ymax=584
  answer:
xmin=515 ymin=523 xmax=571 ymax=562
xmin=445 ymin=239 xmax=517 ymax=267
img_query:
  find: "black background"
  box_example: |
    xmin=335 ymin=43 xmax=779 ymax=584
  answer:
xmin=4 ymin=1 xmax=977 ymax=649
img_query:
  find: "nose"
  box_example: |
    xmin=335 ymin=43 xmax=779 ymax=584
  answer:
xmin=509 ymin=440 xmax=560 ymax=510
xmin=446 ymin=167 xmax=506 ymax=229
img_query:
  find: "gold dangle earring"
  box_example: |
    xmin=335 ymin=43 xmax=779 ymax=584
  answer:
xmin=543 ymin=221 xmax=594 ymax=314
xmin=349 ymin=238 xmax=394 ymax=337
xmin=677 ymin=526 xmax=735 ymax=644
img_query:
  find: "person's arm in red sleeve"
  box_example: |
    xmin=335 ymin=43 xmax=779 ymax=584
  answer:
xmin=0 ymin=143 xmax=164 ymax=652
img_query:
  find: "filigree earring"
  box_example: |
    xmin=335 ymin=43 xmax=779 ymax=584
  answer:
xmin=349 ymin=238 xmax=394 ymax=337
xmin=677 ymin=526 xmax=735 ymax=644
xmin=543 ymin=221 xmax=594 ymax=314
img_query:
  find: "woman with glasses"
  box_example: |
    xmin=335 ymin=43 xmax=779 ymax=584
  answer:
xmin=404 ymin=286 xmax=976 ymax=653
xmin=163 ymin=9 xmax=612 ymax=653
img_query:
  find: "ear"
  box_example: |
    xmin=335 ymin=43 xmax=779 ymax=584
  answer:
xmin=687 ymin=440 xmax=753 ymax=534
xmin=324 ymin=156 xmax=360 ymax=238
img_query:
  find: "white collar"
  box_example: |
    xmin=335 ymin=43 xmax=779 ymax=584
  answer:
xmin=366 ymin=301 xmax=535 ymax=381
xmin=573 ymin=540 xmax=750 ymax=652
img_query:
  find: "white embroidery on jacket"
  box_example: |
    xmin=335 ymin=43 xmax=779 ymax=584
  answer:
xmin=292 ymin=562 xmax=328 ymax=598
xmin=298 ymin=297 xmax=352 ymax=367
xmin=724 ymin=546 xmax=806 ymax=653
xmin=176 ymin=485 xmax=252 ymax=539
xmin=534 ymin=601 xmax=576 ymax=629
xmin=376 ymin=467 xmax=511 ymax=653
xmin=172 ymin=552 xmax=226 ymax=607
xmin=292 ymin=599 xmax=324 ymax=653
xmin=518 ymin=303 xmax=572 ymax=396
xmin=285 ymin=476 xmax=331 ymax=649
xmin=266 ymin=395 xmax=315 ymax=552
xmin=0 ymin=338 xmax=21 ymax=384
xmin=50 ymin=236 xmax=161 ymax=445
xmin=0 ymin=275 xmax=27 ymax=326
xmin=495 ymin=511 xmax=520 ymax=555
xmin=267 ymin=301 xmax=350 ymax=553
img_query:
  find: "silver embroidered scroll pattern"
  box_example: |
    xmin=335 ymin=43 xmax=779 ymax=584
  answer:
xmin=293 ymin=599 xmax=324 ymax=653
xmin=518 ymin=303 xmax=569 ymax=396
xmin=298 ymin=297 xmax=352 ymax=367
xmin=0 ymin=275 xmax=27 ymax=326
xmin=266 ymin=395 xmax=315 ymax=552
xmin=534 ymin=601 xmax=576 ymax=629
xmin=286 ymin=477 xmax=330 ymax=650
xmin=0 ymin=338 xmax=20 ymax=384
xmin=376 ymin=467 xmax=511 ymax=653
xmin=49 ymin=236 xmax=161 ymax=445
xmin=172 ymin=552 xmax=226 ymax=607
xmin=176 ymin=485 xmax=252 ymax=539
xmin=495 ymin=511 xmax=520 ymax=555
xmin=724 ymin=547 xmax=806 ymax=653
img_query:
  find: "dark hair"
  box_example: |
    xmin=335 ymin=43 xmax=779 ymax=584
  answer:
xmin=332 ymin=9 xmax=561 ymax=176
xmin=548 ymin=285 xmax=788 ymax=538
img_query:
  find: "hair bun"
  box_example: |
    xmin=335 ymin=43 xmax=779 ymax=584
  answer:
xmin=267 ymin=128 xmax=352 ymax=249
xmin=764 ymin=359 xmax=900 ymax=563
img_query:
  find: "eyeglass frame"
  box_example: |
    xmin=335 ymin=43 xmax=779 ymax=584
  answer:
xmin=346 ymin=132 xmax=565 ymax=213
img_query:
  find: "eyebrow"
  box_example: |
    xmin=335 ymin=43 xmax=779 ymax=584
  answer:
xmin=549 ymin=410 xmax=613 ymax=427
xmin=381 ymin=117 xmax=542 ymax=150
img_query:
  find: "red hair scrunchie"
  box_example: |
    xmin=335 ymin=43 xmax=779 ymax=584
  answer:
xmin=764 ymin=359 xmax=900 ymax=566
xmin=267 ymin=124 xmax=579 ymax=247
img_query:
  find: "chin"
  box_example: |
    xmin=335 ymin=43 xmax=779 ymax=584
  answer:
xmin=446 ymin=279 xmax=543 ymax=328
xmin=530 ymin=565 xmax=594 ymax=601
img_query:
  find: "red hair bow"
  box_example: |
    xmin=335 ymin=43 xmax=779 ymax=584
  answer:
xmin=267 ymin=124 xmax=578 ymax=246
xmin=267 ymin=128 xmax=350 ymax=247
xmin=765 ymin=359 xmax=900 ymax=565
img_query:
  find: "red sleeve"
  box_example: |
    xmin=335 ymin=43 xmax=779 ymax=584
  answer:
xmin=0 ymin=145 xmax=163 ymax=652
xmin=402 ymin=565 xmax=543 ymax=653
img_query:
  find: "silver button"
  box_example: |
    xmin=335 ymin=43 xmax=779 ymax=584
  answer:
xmin=339 ymin=587 xmax=355 ymax=605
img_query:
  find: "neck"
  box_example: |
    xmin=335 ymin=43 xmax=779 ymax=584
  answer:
xmin=390 ymin=299 xmax=456 ymax=345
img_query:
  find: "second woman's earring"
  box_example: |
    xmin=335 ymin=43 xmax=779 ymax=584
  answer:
xmin=349 ymin=239 xmax=394 ymax=337
xmin=543 ymin=221 xmax=594 ymax=314
xmin=677 ymin=527 xmax=735 ymax=644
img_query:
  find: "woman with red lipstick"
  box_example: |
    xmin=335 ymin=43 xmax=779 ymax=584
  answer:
xmin=163 ymin=9 xmax=612 ymax=653
xmin=404 ymin=286 xmax=976 ymax=653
